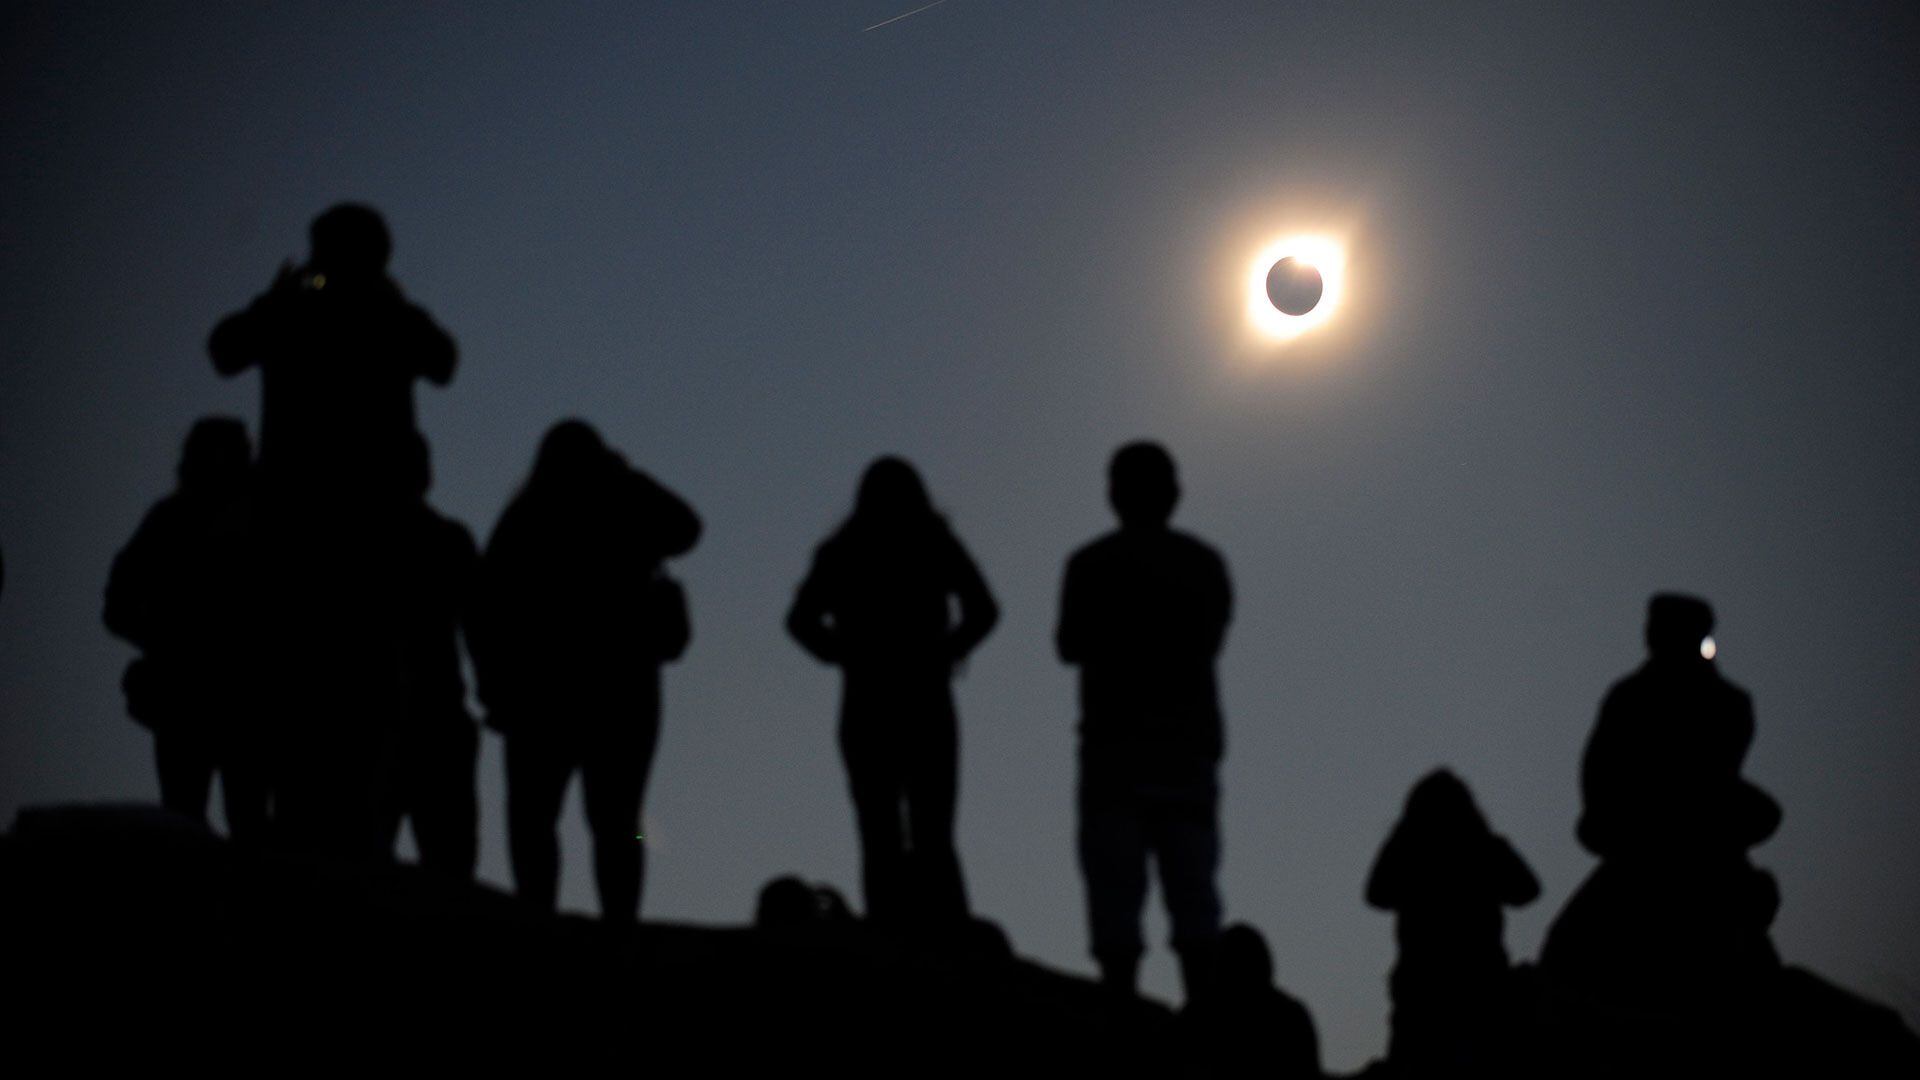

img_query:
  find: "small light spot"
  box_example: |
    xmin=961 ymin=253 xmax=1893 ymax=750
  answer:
xmin=1700 ymin=636 xmax=1717 ymax=660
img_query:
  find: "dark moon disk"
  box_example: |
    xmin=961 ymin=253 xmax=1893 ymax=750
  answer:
xmin=1266 ymin=257 xmax=1324 ymax=316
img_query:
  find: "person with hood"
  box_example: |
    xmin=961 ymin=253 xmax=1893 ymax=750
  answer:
xmin=1366 ymin=769 xmax=1539 ymax=1073
xmin=105 ymin=416 xmax=269 ymax=838
xmin=468 ymin=420 xmax=699 ymax=922
xmin=787 ymin=456 xmax=998 ymax=928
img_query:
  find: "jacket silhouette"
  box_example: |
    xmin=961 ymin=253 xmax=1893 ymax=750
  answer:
xmin=468 ymin=420 xmax=699 ymax=921
xmin=787 ymin=456 xmax=997 ymax=927
xmin=103 ymin=417 xmax=269 ymax=839
xmin=1366 ymin=769 xmax=1538 ymax=1073
xmin=1057 ymin=441 xmax=1231 ymax=997
xmin=207 ymin=204 xmax=454 ymax=500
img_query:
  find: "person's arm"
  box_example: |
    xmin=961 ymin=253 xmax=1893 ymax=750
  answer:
xmin=1055 ymin=552 xmax=1086 ymax=665
xmin=208 ymin=266 xmax=298 ymax=376
xmin=785 ymin=552 xmax=840 ymax=665
xmin=1363 ymin=827 xmax=1407 ymax=910
xmin=946 ymin=537 xmax=999 ymax=664
xmin=629 ymin=470 xmax=701 ymax=562
xmin=1494 ymin=835 xmax=1542 ymax=907
xmin=1201 ymin=547 xmax=1233 ymax=658
xmin=1577 ymin=691 xmax=1623 ymax=855
xmin=400 ymin=300 xmax=458 ymax=386
xmin=103 ymin=508 xmax=164 ymax=647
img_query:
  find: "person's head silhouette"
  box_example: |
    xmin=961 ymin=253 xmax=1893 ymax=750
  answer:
xmin=852 ymin=456 xmax=934 ymax=527
xmin=1401 ymin=767 xmax=1488 ymax=838
xmin=1645 ymin=592 xmax=1714 ymax=662
xmin=1217 ymin=922 xmax=1275 ymax=994
xmin=531 ymin=418 xmax=610 ymax=487
xmin=309 ymin=203 xmax=392 ymax=279
xmin=1108 ymin=440 xmax=1179 ymax=529
xmin=178 ymin=417 xmax=250 ymax=494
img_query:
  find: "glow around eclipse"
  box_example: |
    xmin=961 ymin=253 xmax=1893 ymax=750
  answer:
xmin=1248 ymin=235 xmax=1346 ymax=341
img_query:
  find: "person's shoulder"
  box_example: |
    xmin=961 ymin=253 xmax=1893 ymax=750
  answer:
xmin=136 ymin=494 xmax=191 ymax=533
xmin=1066 ymin=529 xmax=1125 ymax=568
xmin=1168 ymin=528 xmax=1228 ymax=569
xmin=1604 ymin=663 xmax=1655 ymax=699
xmin=1711 ymin=667 xmax=1753 ymax=706
xmin=810 ymin=532 xmax=852 ymax=573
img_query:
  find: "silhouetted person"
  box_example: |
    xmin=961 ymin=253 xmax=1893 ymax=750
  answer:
xmin=468 ymin=421 xmax=699 ymax=922
xmin=1577 ymin=595 xmax=1780 ymax=862
xmin=1058 ymin=441 xmax=1231 ymax=998
xmin=787 ymin=457 xmax=997 ymax=928
xmin=1178 ymin=923 xmax=1321 ymax=1079
xmin=103 ymin=417 xmax=269 ymax=839
xmin=208 ymin=203 xmax=455 ymax=500
xmin=375 ymin=435 xmax=479 ymax=878
xmin=205 ymin=205 xmax=458 ymax=857
xmin=756 ymin=875 xmax=856 ymax=933
xmin=1366 ymin=769 xmax=1538 ymax=1075
xmin=1543 ymin=593 xmax=1781 ymax=1003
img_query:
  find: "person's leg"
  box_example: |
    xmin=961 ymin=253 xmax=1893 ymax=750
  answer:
xmin=582 ymin=715 xmax=658 ymax=924
xmin=1149 ymin=784 xmax=1224 ymax=1003
xmin=505 ymin=733 xmax=573 ymax=911
xmin=414 ymin=718 xmax=479 ymax=879
xmin=904 ymin=696 xmax=968 ymax=925
xmin=155 ymin=727 xmax=216 ymax=822
xmin=217 ymin=727 xmax=272 ymax=844
xmin=842 ymin=718 xmax=907 ymax=924
xmin=1078 ymin=772 xmax=1150 ymax=992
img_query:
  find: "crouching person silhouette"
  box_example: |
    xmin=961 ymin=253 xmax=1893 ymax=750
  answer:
xmin=468 ymin=421 xmax=699 ymax=922
xmin=1058 ymin=441 xmax=1232 ymax=999
xmin=104 ymin=417 xmax=270 ymax=839
xmin=1366 ymin=769 xmax=1538 ymax=1075
xmin=787 ymin=457 xmax=998 ymax=929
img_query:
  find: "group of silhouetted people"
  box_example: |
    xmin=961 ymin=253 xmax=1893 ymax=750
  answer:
xmin=106 ymin=206 xmax=707 ymax=925
xmin=106 ymin=205 xmax=1806 ymax=1075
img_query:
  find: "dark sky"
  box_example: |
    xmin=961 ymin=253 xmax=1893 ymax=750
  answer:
xmin=3 ymin=3 xmax=1916 ymax=1067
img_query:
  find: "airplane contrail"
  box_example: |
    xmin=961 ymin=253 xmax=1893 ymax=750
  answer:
xmin=862 ymin=0 xmax=951 ymax=33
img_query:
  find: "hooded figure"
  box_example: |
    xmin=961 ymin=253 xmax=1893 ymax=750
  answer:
xmin=468 ymin=420 xmax=699 ymax=922
xmin=105 ymin=417 xmax=269 ymax=838
xmin=1366 ymin=769 xmax=1538 ymax=1073
xmin=787 ymin=456 xmax=998 ymax=927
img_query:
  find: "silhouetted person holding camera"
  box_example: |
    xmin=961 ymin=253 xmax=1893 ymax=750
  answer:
xmin=787 ymin=457 xmax=998 ymax=928
xmin=1366 ymin=768 xmax=1538 ymax=1075
xmin=1178 ymin=923 xmax=1321 ymax=1078
xmin=468 ymin=420 xmax=699 ymax=922
xmin=208 ymin=203 xmax=455 ymax=501
xmin=1058 ymin=441 xmax=1231 ymax=999
xmin=204 ymin=204 xmax=460 ymax=858
xmin=1543 ymin=593 xmax=1782 ymax=1004
xmin=104 ymin=417 xmax=269 ymax=839
xmin=374 ymin=435 xmax=480 ymax=878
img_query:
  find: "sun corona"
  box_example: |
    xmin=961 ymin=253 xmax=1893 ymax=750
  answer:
xmin=1247 ymin=235 xmax=1345 ymax=342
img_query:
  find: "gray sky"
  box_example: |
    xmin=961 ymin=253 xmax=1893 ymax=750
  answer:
xmin=3 ymin=3 xmax=1916 ymax=1068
